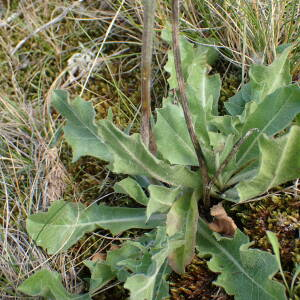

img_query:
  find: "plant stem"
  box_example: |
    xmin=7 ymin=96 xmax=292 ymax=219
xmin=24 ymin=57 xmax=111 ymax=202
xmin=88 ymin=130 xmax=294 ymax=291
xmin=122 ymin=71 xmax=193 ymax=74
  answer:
xmin=171 ymin=0 xmax=211 ymax=208
xmin=208 ymin=128 xmax=259 ymax=192
xmin=141 ymin=0 xmax=156 ymax=149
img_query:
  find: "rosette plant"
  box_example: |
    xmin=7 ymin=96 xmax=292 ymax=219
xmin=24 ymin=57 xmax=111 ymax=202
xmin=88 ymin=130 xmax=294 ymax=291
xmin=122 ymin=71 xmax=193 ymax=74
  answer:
xmin=19 ymin=3 xmax=300 ymax=300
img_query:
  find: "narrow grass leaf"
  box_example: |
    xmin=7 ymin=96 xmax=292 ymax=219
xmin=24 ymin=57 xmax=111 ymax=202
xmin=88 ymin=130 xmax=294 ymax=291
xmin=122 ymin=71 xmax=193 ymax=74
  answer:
xmin=266 ymin=232 xmax=281 ymax=266
xmin=266 ymin=231 xmax=290 ymax=291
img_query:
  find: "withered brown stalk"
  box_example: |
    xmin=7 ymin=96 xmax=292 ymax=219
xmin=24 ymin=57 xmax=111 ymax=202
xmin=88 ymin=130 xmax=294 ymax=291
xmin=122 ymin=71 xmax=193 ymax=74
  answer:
xmin=141 ymin=0 xmax=156 ymax=149
xmin=171 ymin=0 xmax=211 ymax=208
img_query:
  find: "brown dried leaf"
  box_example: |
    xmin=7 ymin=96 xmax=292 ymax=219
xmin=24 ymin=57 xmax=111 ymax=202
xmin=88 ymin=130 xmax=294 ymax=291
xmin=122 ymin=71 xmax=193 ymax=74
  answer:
xmin=208 ymin=203 xmax=237 ymax=236
xmin=42 ymin=147 xmax=69 ymax=208
xmin=91 ymin=252 xmax=106 ymax=262
xmin=109 ymin=244 xmax=120 ymax=251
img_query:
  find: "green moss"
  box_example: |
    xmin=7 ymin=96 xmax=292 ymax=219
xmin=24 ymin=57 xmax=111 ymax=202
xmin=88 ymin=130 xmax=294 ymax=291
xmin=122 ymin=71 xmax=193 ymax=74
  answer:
xmin=169 ymin=256 xmax=232 ymax=300
xmin=238 ymin=194 xmax=300 ymax=270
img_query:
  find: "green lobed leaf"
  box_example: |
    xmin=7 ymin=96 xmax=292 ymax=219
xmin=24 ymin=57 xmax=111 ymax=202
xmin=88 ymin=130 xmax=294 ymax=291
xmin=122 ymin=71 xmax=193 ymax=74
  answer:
xmin=124 ymin=258 xmax=170 ymax=300
xmin=51 ymin=90 xmax=111 ymax=162
xmin=106 ymin=243 xmax=144 ymax=282
xmin=163 ymin=32 xmax=200 ymax=89
xmin=84 ymin=261 xmax=115 ymax=293
xmin=114 ymin=177 xmax=149 ymax=206
xmin=147 ymin=185 xmax=184 ymax=220
xmin=236 ymin=85 xmax=300 ymax=165
xmin=225 ymin=46 xmax=292 ymax=115
xmin=124 ymin=227 xmax=173 ymax=300
xmin=42 ymin=30 xmax=296 ymax=300
xmin=196 ymin=218 xmax=287 ymax=300
xmin=208 ymin=114 xmax=241 ymax=136
xmin=185 ymin=52 xmax=221 ymax=144
xmin=117 ymin=253 xmax=153 ymax=275
xmin=163 ymin=36 xmax=221 ymax=147
xmin=166 ymin=189 xmax=199 ymax=274
xmin=77 ymin=232 xmax=166 ymax=296
xmin=162 ymin=28 xmax=220 ymax=148
xmin=27 ymin=200 xmax=165 ymax=254
xmin=230 ymin=126 xmax=300 ymax=202
xmin=98 ymin=119 xmax=200 ymax=188
xmin=18 ymin=269 xmax=91 ymax=300
xmin=225 ymin=83 xmax=253 ymax=116
xmin=86 ymin=242 xmax=150 ymax=288
xmin=162 ymin=28 xmax=218 ymax=90
xmin=153 ymin=101 xmax=216 ymax=174
xmin=154 ymin=103 xmax=198 ymax=165
xmin=186 ymin=52 xmax=221 ymax=117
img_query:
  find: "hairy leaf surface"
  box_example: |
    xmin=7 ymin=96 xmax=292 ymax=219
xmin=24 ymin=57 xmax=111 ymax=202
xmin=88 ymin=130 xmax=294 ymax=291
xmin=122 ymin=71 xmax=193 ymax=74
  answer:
xmin=27 ymin=201 xmax=165 ymax=254
xmin=227 ymin=126 xmax=300 ymax=201
xmin=162 ymin=28 xmax=218 ymax=90
xmin=167 ymin=190 xmax=198 ymax=273
xmin=106 ymin=243 xmax=144 ymax=281
xmin=84 ymin=260 xmax=115 ymax=293
xmin=226 ymin=47 xmax=292 ymax=115
xmin=51 ymin=90 xmax=111 ymax=162
xmin=154 ymin=104 xmax=198 ymax=165
xmin=18 ymin=269 xmax=91 ymax=300
xmin=147 ymin=185 xmax=184 ymax=220
xmin=114 ymin=177 xmax=149 ymax=206
xmin=162 ymin=29 xmax=219 ymax=145
xmin=237 ymin=86 xmax=300 ymax=165
xmin=187 ymin=56 xmax=221 ymax=116
xmin=25 ymin=28 xmax=298 ymax=300
xmin=98 ymin=120 xmax=200 ymax=188
xmin=196 ymin=218 xmax=287 ymax=300
xmin=124 ymin=257 xmax=169 ymax=300
xmin=124 ymin=228 xmax=174 ymax=300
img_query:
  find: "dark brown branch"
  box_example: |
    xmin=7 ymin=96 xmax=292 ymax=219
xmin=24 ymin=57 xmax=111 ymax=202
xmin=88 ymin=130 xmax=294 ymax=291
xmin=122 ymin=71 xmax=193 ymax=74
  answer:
xmin=141 ymin=0 xmax=156 ymax=149
xmin=171 ymin=0 xmax=211 ymax=208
